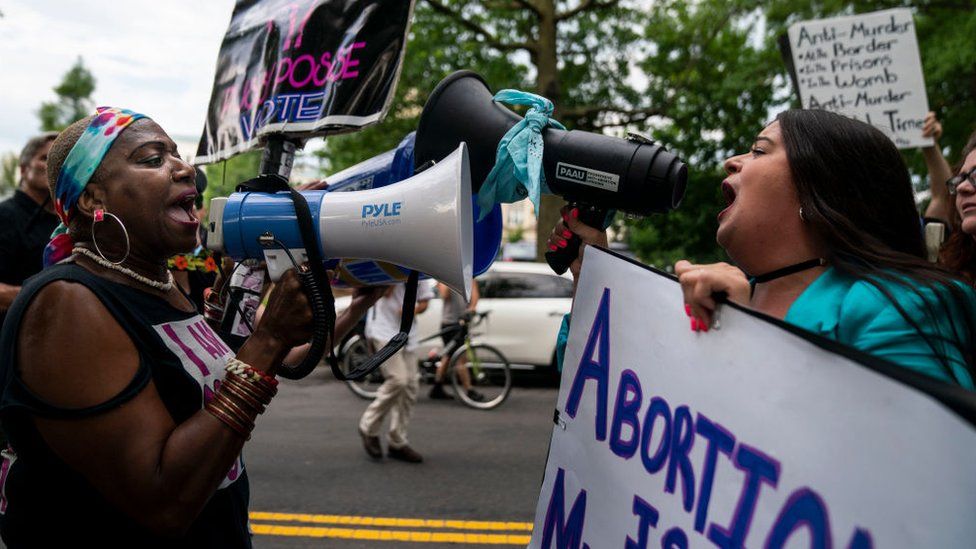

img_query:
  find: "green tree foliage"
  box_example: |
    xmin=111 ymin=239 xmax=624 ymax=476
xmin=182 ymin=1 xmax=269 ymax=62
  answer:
xmin=507 ymin=226 xmax=526 ymax=243
xmin=316 ymin=1 xmax=530 ymax=173
xmin=763 ymin=0 xmax=976 ymax=170
xmin=317 ymin=0 xmax=787 ymax=266
xmin=38 ymin=57 xmax=97 ymax=131
xmin=0 ymin=153 xmax=19 ymax=195
xmin=203 ymin=151 xmax=262 ymax=204
xmin=319 ymin=0 xmax=649 ymax=260
xmin=318 ymin=0 xmax=976 ymax=267
xmin=627 ymin=0 xmax=785 ymax=267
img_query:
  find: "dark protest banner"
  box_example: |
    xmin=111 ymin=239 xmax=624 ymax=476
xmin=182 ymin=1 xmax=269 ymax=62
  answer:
xmin=782 ymin=8 xmax=931 ymax=149
xmin=196 ymin=0 xmax=415 ymax=164
xmin=531 ymin=247 xmax=976 ymax=547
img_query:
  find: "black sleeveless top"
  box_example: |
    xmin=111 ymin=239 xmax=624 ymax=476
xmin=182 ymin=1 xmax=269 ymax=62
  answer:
xmin=0 ymin=264 xmax=251 ymax=548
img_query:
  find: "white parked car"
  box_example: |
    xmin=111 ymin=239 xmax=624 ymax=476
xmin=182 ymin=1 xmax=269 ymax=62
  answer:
xmin=336 ymin=262 xmax=573 ymax=373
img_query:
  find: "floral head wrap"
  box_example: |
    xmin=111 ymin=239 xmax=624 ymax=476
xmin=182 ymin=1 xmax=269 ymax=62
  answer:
xmin=43 ymin=107 xmax=148 ymax=267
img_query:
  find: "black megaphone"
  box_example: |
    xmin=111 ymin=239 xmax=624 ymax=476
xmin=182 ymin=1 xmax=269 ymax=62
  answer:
xmin=413 ymin=70 xmax=688 ymax=273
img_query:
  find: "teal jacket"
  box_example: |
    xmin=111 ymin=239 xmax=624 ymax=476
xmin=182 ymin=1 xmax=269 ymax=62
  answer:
xmin=785 ymin=268 xmax=974 ymax=389
xmin=556 ymin=268 xmax=974 ymax=388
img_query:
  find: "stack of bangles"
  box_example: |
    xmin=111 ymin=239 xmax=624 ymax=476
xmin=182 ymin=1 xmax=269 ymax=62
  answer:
xmin=205 ymin=358 xmax=279 ymax=440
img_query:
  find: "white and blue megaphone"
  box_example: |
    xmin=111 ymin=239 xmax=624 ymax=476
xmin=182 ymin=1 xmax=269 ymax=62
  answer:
xmin=206 ymin=134 xmax=502 ymax=302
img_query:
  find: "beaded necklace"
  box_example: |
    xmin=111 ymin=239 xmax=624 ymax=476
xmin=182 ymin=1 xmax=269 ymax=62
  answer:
xmin=73 ymin=247 xmax=174 ymax=292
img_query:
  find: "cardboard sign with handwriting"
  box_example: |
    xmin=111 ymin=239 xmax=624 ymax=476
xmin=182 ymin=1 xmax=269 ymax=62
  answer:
xmin=786 ymin=8 xmax=930 ymax=149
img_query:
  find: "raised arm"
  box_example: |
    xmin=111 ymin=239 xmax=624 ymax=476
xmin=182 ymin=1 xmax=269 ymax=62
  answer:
xmin=921 ymin=112 xmax=954 ymax=223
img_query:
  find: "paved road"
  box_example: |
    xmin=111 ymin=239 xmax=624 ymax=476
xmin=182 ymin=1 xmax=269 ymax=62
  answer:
xmin=245 ymin=371 xmax=559 ymax=548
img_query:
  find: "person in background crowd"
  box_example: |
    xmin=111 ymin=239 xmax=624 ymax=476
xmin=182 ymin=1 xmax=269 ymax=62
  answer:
xmin=916 ymin=111 xmax=958 ymax=262
xmin=359 ymin=280 xmax=435 ymax=463
xmin=920 ymin=111 xmax=955 ymax=225
xmin=939 ymin=128 xmax=976 ymax=282
xmin=428 ymin=280 xmax=484 ymax=402
xmin=0 ymin=132 xmax=60 ymax=328
xmin=552 ymin=109 xmax=976 ymax=388
xmin=0 ymin=108 xmax=366 ymax=547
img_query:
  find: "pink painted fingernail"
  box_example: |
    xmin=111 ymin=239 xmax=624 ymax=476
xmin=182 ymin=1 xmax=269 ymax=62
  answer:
xmin=557 ymin=239 xmax=568 ymax=248
xmin=548 ymin=244 xmax=558 ymax=252
xmin=571 ymin=208 xmax=579 ymax=218
xmin=684 ymin=304 xmax=692 ymax=317
xmin=562 ymin=229 xmax=572 ymax=238
xmin=701 ymin=319 xmax=710 ymax=332
xmin=690 ymin=318 xmax=699 ymax=331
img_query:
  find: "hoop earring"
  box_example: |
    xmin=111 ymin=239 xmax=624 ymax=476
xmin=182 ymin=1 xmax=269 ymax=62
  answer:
xmin=799 ymin=207 xmax=806 ymax=222
xmin=91 ymin=209 xmax=131 ymax=265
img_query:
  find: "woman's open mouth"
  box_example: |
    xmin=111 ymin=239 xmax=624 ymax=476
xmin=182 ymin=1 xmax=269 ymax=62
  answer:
xmin=167 ymin=193 xmax=199 ymax=229
xmin=718 ymin=181 xmax=736 ymax=220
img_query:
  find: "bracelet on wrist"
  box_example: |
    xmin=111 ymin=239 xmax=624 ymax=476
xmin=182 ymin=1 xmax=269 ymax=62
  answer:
xmin=205 ymin=358 xmax=280 ymax=439
xmin=205 ymin=398 xmax=254 ymax=439
xmin=226 ymin=358 xmax=279 ymax=387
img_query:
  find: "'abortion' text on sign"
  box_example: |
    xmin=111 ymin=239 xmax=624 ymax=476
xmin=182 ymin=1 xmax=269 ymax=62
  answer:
xmin=530 ymin=248 xmax=976 ymax=548
xmin=786 ymin=8 xmax=930 ymax=149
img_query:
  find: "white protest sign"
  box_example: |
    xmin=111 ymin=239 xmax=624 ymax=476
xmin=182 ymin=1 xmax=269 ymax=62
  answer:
xmin=787 ymin=8 xmax=931 ymax=149
xmin=530 ymin=247 xmax=976 ymax=548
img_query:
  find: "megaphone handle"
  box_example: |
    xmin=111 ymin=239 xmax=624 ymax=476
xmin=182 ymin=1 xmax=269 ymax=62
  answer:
xmin=545 ymin=203 xmax=608 ymax=275
xmin=276 ymin=190 xmax=338 ymax=380
xmin=277 ymin=264 xmax=332 ymax=380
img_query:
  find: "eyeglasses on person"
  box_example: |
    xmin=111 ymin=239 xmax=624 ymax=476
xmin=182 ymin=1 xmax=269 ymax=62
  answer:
xmin=946 ymin=166 xmax=976 ymax=196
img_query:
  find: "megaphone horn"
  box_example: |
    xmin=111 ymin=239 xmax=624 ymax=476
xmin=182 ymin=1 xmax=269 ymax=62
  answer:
xmin=415 ymin=71 xmax=522 ymax=194
xmin=321 ymin=144 xmax=474 ymax=300
xmin=207 ymin=143 xmax=474 ymax=301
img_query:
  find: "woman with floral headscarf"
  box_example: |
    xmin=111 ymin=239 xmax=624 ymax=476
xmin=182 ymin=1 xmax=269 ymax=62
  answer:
xmin=0 ymin=110 xmax=376 ymax=547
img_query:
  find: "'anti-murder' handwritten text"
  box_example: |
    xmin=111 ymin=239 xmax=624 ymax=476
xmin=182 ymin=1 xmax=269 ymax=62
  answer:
xmin=788 ymin=9 xmax=928 ymax=148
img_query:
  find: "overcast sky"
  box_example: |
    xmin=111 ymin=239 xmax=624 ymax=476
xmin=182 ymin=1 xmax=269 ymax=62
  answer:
xmin=0 ymin=0 xmax=237 ymax=156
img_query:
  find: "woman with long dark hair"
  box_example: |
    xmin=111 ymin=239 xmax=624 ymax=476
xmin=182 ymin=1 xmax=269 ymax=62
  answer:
xmin=552 ymin=109 xmax=975 ymax=387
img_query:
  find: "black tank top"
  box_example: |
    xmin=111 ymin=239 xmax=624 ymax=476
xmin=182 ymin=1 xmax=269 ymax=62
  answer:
xmin=0 ymin=263 xmax=251 ymax=548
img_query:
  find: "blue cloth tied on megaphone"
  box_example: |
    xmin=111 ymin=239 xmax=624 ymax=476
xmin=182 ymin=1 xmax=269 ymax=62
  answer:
xmin=477 ymin=90 xmax=566 ymax=221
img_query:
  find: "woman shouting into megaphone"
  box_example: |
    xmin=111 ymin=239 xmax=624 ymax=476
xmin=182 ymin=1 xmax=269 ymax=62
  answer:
xmin=0 ymin=109 xmax=379 ymax=547
xmin=551 ymin=109 xmax=976 ymax=389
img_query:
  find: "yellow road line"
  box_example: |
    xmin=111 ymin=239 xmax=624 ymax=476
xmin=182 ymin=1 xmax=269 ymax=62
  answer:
xmin=250 ymin=523 xmax=532 ymax=544
xmin=249 ymin=511 xmax=534 ymax=532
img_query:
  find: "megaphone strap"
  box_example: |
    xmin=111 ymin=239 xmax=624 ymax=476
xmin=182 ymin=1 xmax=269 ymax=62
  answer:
xmin=333 ymin=270 xmax=420 ymax=381
xmin=236 ymin=173 xmax=290 ymax=193
xmin=276 ymin=189 xmax=339 ymax=380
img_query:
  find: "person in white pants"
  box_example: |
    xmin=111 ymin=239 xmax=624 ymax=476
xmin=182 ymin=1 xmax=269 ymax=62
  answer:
xmin=358 ymin=280 xmax=434 ymax=463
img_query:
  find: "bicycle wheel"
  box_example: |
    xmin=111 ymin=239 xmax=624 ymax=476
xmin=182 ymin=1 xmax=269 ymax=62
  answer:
xmin=450 ymin=344 xmax=511 ymax=410
xmin=340 ymin=335 xmax=383 ymax=400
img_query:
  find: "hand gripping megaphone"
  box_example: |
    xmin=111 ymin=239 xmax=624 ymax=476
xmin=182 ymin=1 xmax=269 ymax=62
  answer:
xmin=413 ymin=71 xmax=688 ymax=273
xmin=207 ymin=141 xmax=493 ymax=380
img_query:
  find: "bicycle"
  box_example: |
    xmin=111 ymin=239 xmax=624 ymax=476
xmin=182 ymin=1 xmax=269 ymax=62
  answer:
xmin=338 ymin=311 xmax=512 ymax=410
